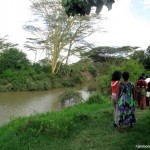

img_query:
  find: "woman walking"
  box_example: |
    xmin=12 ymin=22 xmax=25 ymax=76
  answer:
xmin=111 ymin=71 xmax=121 ymax=128
xmin=118 ymin=71 xmax=136 ymax=132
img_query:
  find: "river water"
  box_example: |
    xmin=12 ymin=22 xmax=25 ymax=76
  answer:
xmin=0 ymin=84 xmax=90 ymax=126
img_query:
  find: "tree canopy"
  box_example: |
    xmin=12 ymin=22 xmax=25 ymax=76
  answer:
xmin=83 ymin=46 xmax=139 ymax=63
xmin=62 ymin=0 xmax=115 ymax=16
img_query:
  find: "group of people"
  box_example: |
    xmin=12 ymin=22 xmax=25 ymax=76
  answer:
xmin=111 ymin=71 xmax=150 ymax=132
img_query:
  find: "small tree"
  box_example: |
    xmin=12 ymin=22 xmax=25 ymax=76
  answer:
xmin=0 ymin=48 xmax=30 ymax=73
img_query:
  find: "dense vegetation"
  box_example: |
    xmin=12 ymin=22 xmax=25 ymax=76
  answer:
xmin=0 ymin=48 xmax=89 ymax=92
xmin=0 ymin=44 xmax=149 ymax=92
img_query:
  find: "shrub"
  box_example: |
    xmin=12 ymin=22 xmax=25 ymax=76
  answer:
xmin=62 ymin=80 xmax=75 ymax=87
xmin=12 ymin=80 xmax=27 ymax=91
xmin=87 ymin=66 xmax=97 ymax=77
xmin=96 ymin=75 xmax=110 ymax=94
xmin=0 ymin=85 xmax=9 ymax=92
xmin=58 ymin=90 xmax=83 ymax=108
xmin=86 ymin=92 xmax=104 ymax=104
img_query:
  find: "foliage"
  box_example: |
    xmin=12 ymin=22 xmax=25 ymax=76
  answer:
xmin=0 ymin=48 xmax=30 ymax=73
xmin=57 ymin=63 xmax=87 ymax=85
xmin=130 ymin=50 xmax=145 ymax=64
xmin=0 ymin=46 xmax=88 ymax=92
xmin=58 ymin=89 xmax=83 ymax=106
xmin=32 ymin=63 xmax=52 ymax=74
xmin=129 ymin=46 xmax=150 ymax=70
xmin=62 ymin=0 xmax=115 ymax=16
xmin=86 ymin=92 xmax=104 ymax=104
xmin=117 ymin=59 xmax=145 ymax=82
xmin=87 ymin=46 xmax=138 ymax=63
xmin=143 ymin=46 xmax=150 ymax=69
xmin=71 ymin=58 xmax=97 ymax=77
xmin=96 ymin=59 xmax=145 ymax=94
xmin=96 ymin=74 xmax=110 ymax=94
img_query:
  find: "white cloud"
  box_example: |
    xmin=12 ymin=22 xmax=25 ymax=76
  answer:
xmin=87 ymin=0 xmax=150 ymax=50
xmin=143 ymin=0 xmax=150 ymax=9
xmin=0 ymin=0 xmax=31 ymax=44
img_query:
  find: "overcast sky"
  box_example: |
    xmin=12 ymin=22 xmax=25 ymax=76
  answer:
xmin=0 ymin=0 xmax=150 ymax=61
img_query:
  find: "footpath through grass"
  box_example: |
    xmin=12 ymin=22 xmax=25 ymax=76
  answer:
xmin=0 ymin=96 xmax=150 ymax=150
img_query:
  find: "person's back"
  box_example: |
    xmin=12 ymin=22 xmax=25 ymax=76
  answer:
xmin=111 ymin=81 xmax=119 ymax=95
xmin=119 ymin=82 xmax=133 ymax=98
xmin=118 ymin=71 xmax=136 ymax=132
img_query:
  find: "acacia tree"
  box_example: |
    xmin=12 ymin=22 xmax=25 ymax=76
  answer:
xmin=85 ymin=46 xmax=139 ymax=63
xmin=24 ymin=0 xmax=102 ymax=74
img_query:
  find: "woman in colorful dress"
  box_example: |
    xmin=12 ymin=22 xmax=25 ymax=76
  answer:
xmin=118 ymin=71 xmax=136 ymax=132
xmin=111 ymin=71 xmax=121 ymax=128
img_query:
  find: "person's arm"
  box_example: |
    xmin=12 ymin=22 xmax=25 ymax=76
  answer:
xmin=145 ymin=81 xmax=148 ymax=90
xmin=116 ymin=81 xmax=120 ymax=102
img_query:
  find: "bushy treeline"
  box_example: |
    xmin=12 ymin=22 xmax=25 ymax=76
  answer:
xmin=95 ymin=59 xmax=150 ymax=95
xmin=0 ymin=48 xmax=87 ymax=92
xmin=0 ymin=47 xmax=149 ymax=92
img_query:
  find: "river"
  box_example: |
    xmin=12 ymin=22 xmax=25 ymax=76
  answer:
xmin=0 ymin=84 xmax=90 ymax=126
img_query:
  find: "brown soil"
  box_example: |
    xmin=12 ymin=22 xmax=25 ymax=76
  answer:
xmin=81 ymin=71 xmax=93 ymax=81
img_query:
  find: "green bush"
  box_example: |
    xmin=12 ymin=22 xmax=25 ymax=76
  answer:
xmin=86 ymin=92 xmax=104 ymax=104
xmin=96 ymin=59 xmax=145 ymax=95
xmin=1 ymin=69 xmax=17 ymax=82
xmin=96 ymin=75 xmax=110 ymax=94
xmin=0 ymin=85 xmax=9 ymax=92
xmin=58 ymin=90 xmax=83 ymax=107
xmin=62 ymin=80 xmax=75 ymax=87
xmin=43 ymin=80 xmax=52 ymax=90
xmin=87 ymin=66 xmax=97 ymax=77
xmin=119 ymin=60 xmax=144 ymax=82
xmin=12 ymin=80 xmax=27 ymax=91
xmin=0 ymin=79 xmax=9 ymax=85
xmin=27 ymin=82 xmax=38 ymax=91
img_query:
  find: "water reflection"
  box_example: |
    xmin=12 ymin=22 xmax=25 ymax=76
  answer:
xmin=0 ymin=85 xmax=90 ymax=126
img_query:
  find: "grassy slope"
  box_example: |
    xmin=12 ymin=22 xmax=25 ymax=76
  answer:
xmin=0 ymin=97 xmax=150 ymax=150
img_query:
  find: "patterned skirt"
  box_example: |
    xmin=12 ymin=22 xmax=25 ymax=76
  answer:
xmin=118 ymin=94 xmax=136 ymax=126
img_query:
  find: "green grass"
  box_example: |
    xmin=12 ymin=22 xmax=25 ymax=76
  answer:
xmin=0 ymin=97 xmax=150 ymax=150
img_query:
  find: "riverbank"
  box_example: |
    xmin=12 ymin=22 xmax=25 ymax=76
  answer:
xmin=0 ymin=96 xmax=149 ymax=150
xmin=0 ymin=83 xmax=90 ymax=126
